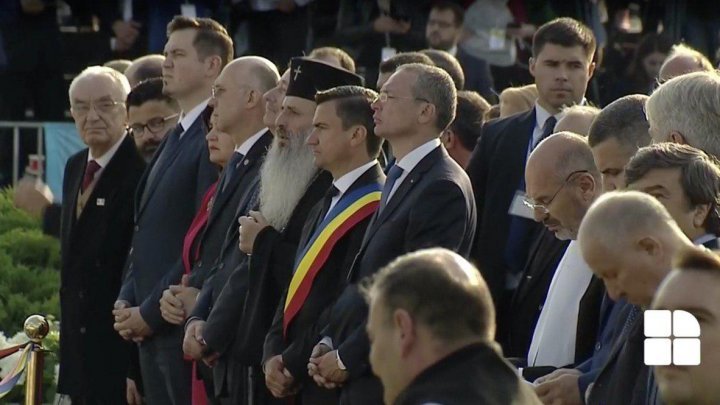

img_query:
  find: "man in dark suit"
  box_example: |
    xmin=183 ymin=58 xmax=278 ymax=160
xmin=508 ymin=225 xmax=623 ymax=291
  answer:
xmin=112 ymin=16 xmax=232 ymax=405
xmin=578 ymin=191 xmax=697 ymax=405
xmin=466 ymin=17 xmax=596 ymax=325
xmin=309 ymin=63 xmax=476 ymax=404
xmin=425 ymin=1 xmax=494 ymax=101
xmin=197 ymin=58 xmax=363 ymax=405
xmin=365 ymin=248 xmax=541 ymax=405
xmin=263 ymin=85 xmax=385 ymax=404
xmin=58 ymin=66 xmax=146 ymax=405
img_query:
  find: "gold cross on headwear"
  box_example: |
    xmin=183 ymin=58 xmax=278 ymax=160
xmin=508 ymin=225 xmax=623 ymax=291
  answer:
xmin=293 ymin=65 xmax=302 ymax=80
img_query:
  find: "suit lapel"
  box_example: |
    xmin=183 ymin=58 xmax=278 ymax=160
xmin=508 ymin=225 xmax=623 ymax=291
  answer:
xmin=506 ymin=109 xmax=536 ymax=189
xmin=65 ymin=150 xmax=88 ymax=242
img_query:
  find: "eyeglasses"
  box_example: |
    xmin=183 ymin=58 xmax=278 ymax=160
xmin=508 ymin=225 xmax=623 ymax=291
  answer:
xmin=129 ymin=113 xmax=178 ymax=136
xmin=374 ymin=91 xmax=429 ymax=104
xmin=523 ymin=170 xmax=590 ymax=215
xmin=72 ymin=100 xmax=124 ymax=116
xmin=211 ymin=85 xmax=253 ymax=99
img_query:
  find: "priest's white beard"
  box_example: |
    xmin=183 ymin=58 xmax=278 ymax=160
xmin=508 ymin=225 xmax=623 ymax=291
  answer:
xmin=258 ymin=129 xmax=317 ymax=230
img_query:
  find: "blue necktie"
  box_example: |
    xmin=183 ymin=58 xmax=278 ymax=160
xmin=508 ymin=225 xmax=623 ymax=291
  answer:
xmin=221 ymin=152 xmax=244 ymax=193
xmin=380 ymin=164 xmax=404 ymax=211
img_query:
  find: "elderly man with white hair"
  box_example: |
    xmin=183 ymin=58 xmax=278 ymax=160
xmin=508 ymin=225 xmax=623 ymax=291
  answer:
xmin=657 ymin=43 xmax=714 ymax=84
xmin=646 ymin=71 xmax=720 ymax=159
xmin=57 ymin=65 xmax=147 ymax=404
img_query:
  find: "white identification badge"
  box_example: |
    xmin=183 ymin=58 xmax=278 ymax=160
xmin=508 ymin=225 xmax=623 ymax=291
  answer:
xmin=181 ymin=4 xmax=197 ymax=18
xmin=96 ymin=198 xmax=105 ymax=206
xmin=508 ymin=191 xmax=534 ymax=220
xmin=489 ymin=28 xmax=506 ymax=50
xmin=381 ymin=47 xmax=397 ymax=61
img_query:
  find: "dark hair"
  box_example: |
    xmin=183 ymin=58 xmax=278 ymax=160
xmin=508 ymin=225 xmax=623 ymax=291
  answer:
xmin=379 ymin=52 xmax=435 ymax=74
xmin=315 ymin=85 xmax=383 ymax=158
xmin=588 ymin=94 xmax=650 ymax=149
xmin=626 ymin=33 xmax=672 ymax=85
xmin=400 ymin=63 xmax=457 ymax=131
xmin=532 ymin=17 xmax=596 ymax=61
xmin=166 ymin=16 xmax=234 ymax=69
xmin=675 ymin=248 xmax=720 ymax=275
xmin=450 ymin=91 xmax=490 ymax=150
xmin=362 ymin=248 xmax=496 ymax=343
xmin=625 ymin=143 xmax=720 ymax=235
xmin=430 ymin=1 xmax=465 ymax=26
xmin=309 ymin=47 xmax=357 ymax=73
xmin=126 ymin=78 xmax=177 ymax=110
xmin=420 ymin=49 xmax=465 ymax=90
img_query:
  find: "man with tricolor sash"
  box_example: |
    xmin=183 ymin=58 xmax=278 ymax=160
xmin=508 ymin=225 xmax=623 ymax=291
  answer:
xmin=261 ymin=85 xmax=385 ymax=404
xmin=308 ymin=63 xmax=477 ymax=405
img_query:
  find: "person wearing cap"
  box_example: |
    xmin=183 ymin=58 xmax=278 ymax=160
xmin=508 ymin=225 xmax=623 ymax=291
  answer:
xmin=308 ymin=62 xmax=476 ymax=404
xmin=199 ymin=57 xmax=363 ymax=404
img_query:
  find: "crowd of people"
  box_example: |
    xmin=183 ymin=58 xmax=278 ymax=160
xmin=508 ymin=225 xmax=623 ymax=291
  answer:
xmin=8 ymin=2 xmax=720 ymax=405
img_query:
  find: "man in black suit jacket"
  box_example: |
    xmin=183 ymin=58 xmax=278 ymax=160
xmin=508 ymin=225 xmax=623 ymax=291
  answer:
xmin=578 ymin=192 xmax=697 ymax=405
xmin=466 ymin=17 xmax=597 ymax=322
xmin=112 ymin=16 xmax=232 ymax=405
xmin=364 ymin=248 xmax=541 ymax=405
xmin=424 ymin=1 xmax=494 ymax=100
xmin=58 ymin=67 xmax=145 ymax=405
xmin=197 ymin=58 xmax=363 ymax=405
xmin=309 ymin=63 xmax=476 ymax=405
xmin=263 ymin=86 xmax=385 ymax=404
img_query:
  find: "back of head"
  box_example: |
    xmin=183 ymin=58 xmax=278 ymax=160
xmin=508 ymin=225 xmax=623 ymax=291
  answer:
xmin=645 ymin=71 xmax=720 ymax=158
xmin=309 ymin=47 xmax=356 ymax=72
xmin=420 ymin=49 xmax=465 ymax=90
xmin=625 ymin=143 xmax=720 ymax=234
xmin=555 ymin=104 xmax=601 ymax=136
xmin=658 ymin=43 xmax=714 ymax=83
xmin=532 ymin=17 xmax=596 ymax=61
xmin=315 ymin=85 xmax=382 ymax=157
xmin=126 ymin=54 xmax=165 ymax=87
xmin=532 ymin=131 xmax=600 ymax=181
xmin=588 ymin=94 xmax=650 ymax=149
xmin=104 ymin=59 xmax=132 ymax=74
xmin=379 ymin=52 xmax=435 ymax=74
xmin=451 ymin=90 xmax=490 ymax=150
xmin=399 ymin=63 xmax=457 ymax=132
xmin=167 ymin=16 xmax=234 ymax=69
xmin=499 ymin=84 xmax=538 ymax=118
xmin=231 ymin=56 xmax=281 ymax=94
xmin=363 ymin=248 xmax=495 ymax=343
xmin=126 ymin=77 xmax=178 ymax=110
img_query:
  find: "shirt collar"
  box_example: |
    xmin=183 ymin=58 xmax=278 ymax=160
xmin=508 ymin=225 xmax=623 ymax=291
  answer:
xmin=88 ymin=134 xmax=126 ymax=167
xmin=693 ymin=233 xmax=717 ymax=246
xmin=179 ymin=98 xmax=210 ymax=132
xmin=235 ymin=127 xmax=268 ymax=156
xmin=396 ymin=138 xmax=441 ymax=173
xmin=333 ymin=160 xmax=378 ymax=195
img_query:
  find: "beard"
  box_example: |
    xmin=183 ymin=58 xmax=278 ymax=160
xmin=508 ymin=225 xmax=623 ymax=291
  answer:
xmin=258 ymin=128 xmax=317 ymax=230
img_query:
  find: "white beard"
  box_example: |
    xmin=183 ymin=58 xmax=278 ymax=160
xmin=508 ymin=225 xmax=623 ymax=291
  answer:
xmin=258 ymin=129 xmax=317 ymax=230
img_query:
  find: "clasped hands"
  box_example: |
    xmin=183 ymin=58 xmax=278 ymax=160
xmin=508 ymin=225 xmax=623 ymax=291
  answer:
xmin=159 ymin=274 xmax=199 ymax=325
xmin=112 ymin=302 xmax=152 ymax=342
xmin=182 ymin=319 xmax=220 ymax=368
xmin=307 ymin=343 xmax=349 ymax=389
xmin=238 ymin=210 xmax=270 ymax=254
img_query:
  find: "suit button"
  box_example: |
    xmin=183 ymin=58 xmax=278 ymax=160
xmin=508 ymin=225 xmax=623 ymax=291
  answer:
xmin=218 ymin=263 xmax=224 ymax=270
xmin=134 ymin=225 xmax=139 ymax=231
xmin=197 ymin=261 xmax=202 ymax=268
xmin=79 ymin=327 xmax=86 ymax=334
xmin=595 ymin=342 xmax=602 ymax=351
xmin=129 ymin=247 xmax=134 ymax=255
xmin=538 ymin=304 xmax=543 ymax=311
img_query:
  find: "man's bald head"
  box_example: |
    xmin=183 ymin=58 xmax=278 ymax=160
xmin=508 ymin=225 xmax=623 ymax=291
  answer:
xmin=125 ymin=54 xmax=165 ymax=87
xmin=528 ymin=131 xmax=600 ymax=183
xmin=554 ymin=105 xmax=601 ymax=136
xmin=222 ymin=56 xmax=280 ymax=93
xmin=658 ymin=43 xmax=714 ymax=83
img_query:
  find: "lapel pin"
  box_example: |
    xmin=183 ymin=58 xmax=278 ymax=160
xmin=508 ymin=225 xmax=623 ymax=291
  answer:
xmin=96 ymin=198 xmax=105 ymax=206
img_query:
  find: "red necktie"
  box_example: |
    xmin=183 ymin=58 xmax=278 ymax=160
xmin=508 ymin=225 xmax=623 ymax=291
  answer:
xmin=82 ymin=160 xmax=101 ymax=193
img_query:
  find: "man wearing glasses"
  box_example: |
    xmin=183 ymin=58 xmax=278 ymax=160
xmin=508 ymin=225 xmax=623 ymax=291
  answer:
xmin=126 ymin=77 xmax=180 ymax=162
xmin=521 ymin=132 xmax=604 ymax=382
xmin=57 ymin=65 xmax=146 ymax=405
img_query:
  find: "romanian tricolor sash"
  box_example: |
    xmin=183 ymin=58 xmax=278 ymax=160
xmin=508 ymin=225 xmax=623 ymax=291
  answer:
xmin=283 ymin=183 xmax=382 ymax=336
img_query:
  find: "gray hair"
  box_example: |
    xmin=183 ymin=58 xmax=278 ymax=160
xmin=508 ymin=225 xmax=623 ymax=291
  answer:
xmin=69 ymin=65 xmax=132 ymax=100
xmin=660 ymin=43 xmax=714 ymax=77
xmin=645 ymin=71 xmax=720 ymax=158
xmin=399 ymin=63 xmax=457 ymax=132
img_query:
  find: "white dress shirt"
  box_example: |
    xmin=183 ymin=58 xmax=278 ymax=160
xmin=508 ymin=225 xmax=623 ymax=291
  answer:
xmin=236 ymin=127 xmax=268 ymax=156
xmin=179 ymin=98 xmax=210 ymax=138
xmin=86 ymin=134 xmax=126 ymax=183
xmin=324 ymin=160 xmax=379 ymax=219
xmin=527 ymin=240 xmax=594 ymax=367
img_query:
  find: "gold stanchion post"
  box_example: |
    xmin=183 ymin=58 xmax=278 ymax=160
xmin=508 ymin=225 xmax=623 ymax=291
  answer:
xmin=23 ymin=315 xmax=49 ymax=405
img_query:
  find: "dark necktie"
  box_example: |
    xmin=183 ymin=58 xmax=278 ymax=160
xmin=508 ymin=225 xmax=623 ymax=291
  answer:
xmin=535 ymin=116 xmax=557 ymax=149
xmin=221 ymin=152 xmax=245 ymax=193
xmin=313 ymin=185 xmax=340 ymax=233
xmin=81 ymin=160 xmax=101 ymax=193
xmin=380 ymin=164 xmax=404 ymax=211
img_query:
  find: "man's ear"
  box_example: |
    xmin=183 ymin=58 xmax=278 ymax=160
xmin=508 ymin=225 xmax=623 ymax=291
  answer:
xmin=394 ymin=308 xmax=416 ymax=358
xmin=350 ymin=125 xmax=368 ymax=148
xmin=669 ymin=131 xmax=687 ymax=145
xmin=441 ymin=129 xmax=455 ymax=149
xmin=205 ymin=55 xmax=223 ymax=78
xmin=417 ymin=103 xmax=437 ymax=126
